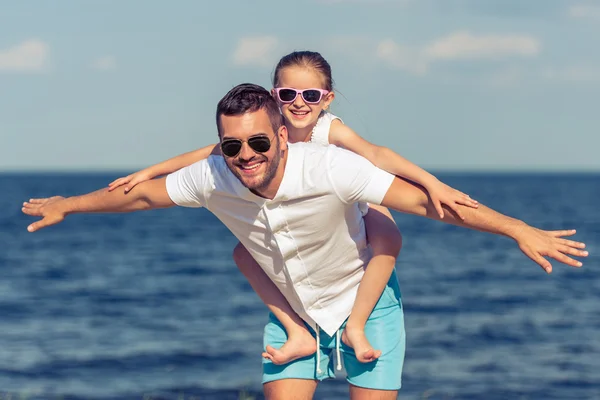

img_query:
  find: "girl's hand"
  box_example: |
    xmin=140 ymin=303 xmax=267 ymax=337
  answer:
xmin=425 ymin=179 xmax=478 ymax=220
xmin=108 ymin=169 xmax=153 ymax=193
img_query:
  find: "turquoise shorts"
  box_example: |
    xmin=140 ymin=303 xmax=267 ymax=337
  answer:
xmin=262 ymin=271 xmax=405 ymax=390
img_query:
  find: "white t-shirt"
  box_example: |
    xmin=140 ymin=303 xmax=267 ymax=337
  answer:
xmin=166 ymin=142 xmax=395 ymax=335
xmin=311 ymin=111 xmax=370 ymax=216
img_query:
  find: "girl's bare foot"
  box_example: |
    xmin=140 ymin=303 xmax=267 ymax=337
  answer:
xmin=342 ymin=326 xmax=381 ymax=363
xmin=262 ymin=329 xmax=317 ymax=365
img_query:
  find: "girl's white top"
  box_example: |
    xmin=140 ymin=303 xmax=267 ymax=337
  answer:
xmin=310 ymin=111 xmax=341 ymax=146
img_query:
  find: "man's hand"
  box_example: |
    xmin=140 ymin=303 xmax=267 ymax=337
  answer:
xmin=513 ymin=228 xmax=588 ymax=273
xmin=22 ymin=177 xmax=174 ymax=233
xmin=22 ymin=196 xmax=68 ymax=232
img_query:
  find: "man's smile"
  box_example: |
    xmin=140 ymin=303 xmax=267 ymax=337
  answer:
xmin=235 ymin=160 xmax=265 ymax=175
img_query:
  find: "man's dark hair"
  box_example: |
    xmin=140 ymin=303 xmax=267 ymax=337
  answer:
xmin=216 ymin=83 xmax=284 ymax=137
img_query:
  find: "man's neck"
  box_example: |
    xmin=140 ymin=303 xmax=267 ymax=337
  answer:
xmin=251 ymin=148 xmax=289 ymax=200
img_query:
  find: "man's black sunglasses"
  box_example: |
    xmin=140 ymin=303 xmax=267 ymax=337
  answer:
xmin=220 ymin=135 xmax=273 ymax=158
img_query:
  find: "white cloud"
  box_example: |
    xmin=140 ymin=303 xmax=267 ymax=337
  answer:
xmin=0 ymin=39 xmax=50 ymax=72
xmin=231 ymin=31 xmax=541 ymax=78
xmin=568 ymin=4 xmax=600 ymax=20
xmin=376 ymin=31 xmax=540 ymax=75
xmin=232 ymin=36 xmax=279 ymax=68
xmin=91 ymin=55 xmax=117 ymax=71
xmin=424 ymin=31 xmax=540 ymax=60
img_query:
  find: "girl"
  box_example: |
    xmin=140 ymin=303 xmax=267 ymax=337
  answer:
xmin=108 ymin=51 xmax=478 ymax=366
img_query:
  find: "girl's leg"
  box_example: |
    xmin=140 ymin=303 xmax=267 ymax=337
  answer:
xmin=342 ymin=204 xmax=402 ymax=363
xmin=233 ymin=243 xmax=317 ymax=364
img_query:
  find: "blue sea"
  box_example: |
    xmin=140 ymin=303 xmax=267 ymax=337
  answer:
xmin=1 ymin=173 xmax=599 ymax=400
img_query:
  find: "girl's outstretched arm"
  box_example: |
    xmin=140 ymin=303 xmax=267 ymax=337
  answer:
xmin=108 ymin=144 xmax=220 ymax=193
xmin=328 ymin=120 xmax=477 ymax=219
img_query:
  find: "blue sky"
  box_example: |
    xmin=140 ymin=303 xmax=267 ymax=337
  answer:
xmin=2 ymin=0 xmax=598 ymax=172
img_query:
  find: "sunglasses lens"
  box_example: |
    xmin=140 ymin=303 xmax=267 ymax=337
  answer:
xmin=302 ymin=90 xmax=322 ymax=103
xmin=221 ymin=137 xmax=271 ymax=157
xmin=221 ymin=140 xmax=242 ymax=157
xmin=248 ymin=136 xmax=271 ymax=153
xmin=278 ymin=89 xmax=297 ymax=102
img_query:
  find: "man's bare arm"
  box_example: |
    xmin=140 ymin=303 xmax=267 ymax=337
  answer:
xmin=381 ymin=177 xmax=525 ymax=236
xmin=22 ymin=177 xmax=174 ymax=232
xmin=380 ymin=177 xmax=588 ymax=272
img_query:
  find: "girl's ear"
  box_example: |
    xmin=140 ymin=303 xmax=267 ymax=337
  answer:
xmin=323 ymin=91 xmax=335 ymax=110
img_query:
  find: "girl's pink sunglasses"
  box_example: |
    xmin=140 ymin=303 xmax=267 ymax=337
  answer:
xmin=274 ymin=88 xmax=330 ymax=104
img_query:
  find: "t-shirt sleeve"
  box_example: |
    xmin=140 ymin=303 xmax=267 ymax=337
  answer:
xmin=165 ymin=160 xmax=211 ymax=208
xmin=325 ymin=145 xmax=395 ymax=205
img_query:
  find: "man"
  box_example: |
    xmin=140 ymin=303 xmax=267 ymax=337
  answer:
xmin=22 ymin=84 xmax=587 ymax=400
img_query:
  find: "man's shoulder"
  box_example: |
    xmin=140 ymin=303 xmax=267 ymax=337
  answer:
xmin=289 ymin=141 xmax=327 ymax=151
xmin=177 ymin=155 xmax=233 ymax=187
xmin=205 ymin=154 xmax=236 ymax=176
xmin=289 ymin=142 xmax=365 ymax=169
xmin=289 ymin=141 xmax=351 ymax=157
xmin=288 ymin=142 xmax=338 ymax=169
xmin=286 ymin=143 xmax=366 ymax=186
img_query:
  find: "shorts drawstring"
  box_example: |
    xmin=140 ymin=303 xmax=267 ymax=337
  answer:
xmin=314 ymin=325 xmax=343 ymax=375
xmin=315 ymin=325 xmax=322 ymax=374
xmin=335 ymin=329 xmax=342 ymax=371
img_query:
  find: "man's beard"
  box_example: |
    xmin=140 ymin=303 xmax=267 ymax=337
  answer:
xmin=228 ymin=138 xmax=281 ymax=193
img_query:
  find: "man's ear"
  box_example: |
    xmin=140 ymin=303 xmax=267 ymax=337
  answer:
xmin=278 ymin=125 xmax=288 ymax=150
